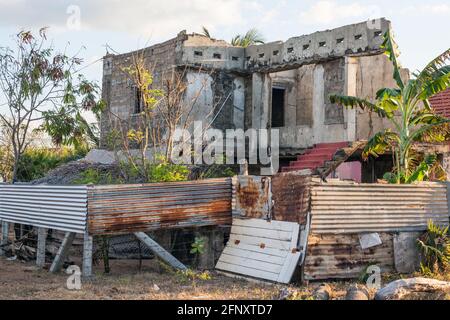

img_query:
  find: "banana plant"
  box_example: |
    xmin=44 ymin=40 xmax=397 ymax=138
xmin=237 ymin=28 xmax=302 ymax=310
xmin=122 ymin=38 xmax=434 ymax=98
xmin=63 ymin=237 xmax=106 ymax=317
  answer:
xmin=330 ymin=30 xmax=450 ymax=184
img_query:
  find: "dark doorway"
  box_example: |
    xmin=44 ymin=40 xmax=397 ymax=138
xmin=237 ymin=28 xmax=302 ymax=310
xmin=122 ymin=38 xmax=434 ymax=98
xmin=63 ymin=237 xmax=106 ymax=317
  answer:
xmin=271 ymin=87 xmax=285 ymax=128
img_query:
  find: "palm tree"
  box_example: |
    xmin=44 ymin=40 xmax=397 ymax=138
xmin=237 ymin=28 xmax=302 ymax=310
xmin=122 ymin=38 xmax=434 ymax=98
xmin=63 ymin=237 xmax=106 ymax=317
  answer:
xmin=330 ymin=30 xmax=450 ymax=184
xmin=201 ymin=26 xmax=265 ymax=48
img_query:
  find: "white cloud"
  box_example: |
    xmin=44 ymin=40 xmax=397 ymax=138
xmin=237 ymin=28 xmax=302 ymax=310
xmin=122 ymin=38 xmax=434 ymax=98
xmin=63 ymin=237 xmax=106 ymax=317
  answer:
xmin=0 ymin=0 xmax=244 ymax=40
xmin=400 ymin=4 xmax=450 ymax=16
xmin=299 ymin=1 xmax=381 ymax=26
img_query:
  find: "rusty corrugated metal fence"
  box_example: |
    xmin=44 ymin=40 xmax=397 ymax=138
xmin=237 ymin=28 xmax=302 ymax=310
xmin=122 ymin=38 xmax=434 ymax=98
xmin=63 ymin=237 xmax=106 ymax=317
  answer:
xmin=311 ymin=181 xmax=449 ymax=233
xmin=0 ymin=184 xmax=88 ymax=233
xmin=87 ymin=178 xmax=232 ymax=235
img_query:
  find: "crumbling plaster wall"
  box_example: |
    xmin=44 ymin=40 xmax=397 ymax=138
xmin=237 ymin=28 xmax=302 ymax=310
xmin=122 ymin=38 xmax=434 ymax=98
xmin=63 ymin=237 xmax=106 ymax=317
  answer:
xmin=354 ymin=54 xmax=410 ymax=140
xmin=100 ymin=32 xmax=246 ymax=148
xmin=249 ymin=58 xmax=350 ymax=149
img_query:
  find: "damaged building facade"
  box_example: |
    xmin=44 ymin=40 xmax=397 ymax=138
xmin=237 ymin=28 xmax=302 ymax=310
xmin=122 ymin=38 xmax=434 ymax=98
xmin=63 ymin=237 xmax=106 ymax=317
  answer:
xmin=100 ymin=18 xmax=408 ymax=178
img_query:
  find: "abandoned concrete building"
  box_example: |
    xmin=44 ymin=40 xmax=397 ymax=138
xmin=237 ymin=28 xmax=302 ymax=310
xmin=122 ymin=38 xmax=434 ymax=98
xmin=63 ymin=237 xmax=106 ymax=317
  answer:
xmin=99 ymin=18 xmax=411 ymax=181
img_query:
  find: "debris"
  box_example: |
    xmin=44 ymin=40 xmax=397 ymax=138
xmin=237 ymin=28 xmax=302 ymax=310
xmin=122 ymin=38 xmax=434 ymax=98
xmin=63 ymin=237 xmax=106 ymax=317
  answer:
xmin=359 ymin=233 xmax=382 ymax=250
xmin=313 ymin=283 xmax=332 ymax=300
xmin=375 ymin=278 xmax=450 ymax=300
xmin=152 ymin=284 xmax=160 ymax=292
xmin=345 ymin=284 xmax=370 ymax=300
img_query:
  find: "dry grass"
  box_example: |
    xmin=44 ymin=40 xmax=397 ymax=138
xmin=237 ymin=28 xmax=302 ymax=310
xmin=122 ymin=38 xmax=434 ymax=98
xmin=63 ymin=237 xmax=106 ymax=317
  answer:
xmin=3 ymin=256 xmax=447 ymax=300
xmin=0 ymin=256 xmax=300 ymax=300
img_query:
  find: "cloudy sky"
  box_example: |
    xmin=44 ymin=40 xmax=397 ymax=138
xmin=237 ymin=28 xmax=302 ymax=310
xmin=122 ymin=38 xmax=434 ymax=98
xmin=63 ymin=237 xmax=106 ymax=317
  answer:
xmin=0 ymin=0 xmax=449 ymax=88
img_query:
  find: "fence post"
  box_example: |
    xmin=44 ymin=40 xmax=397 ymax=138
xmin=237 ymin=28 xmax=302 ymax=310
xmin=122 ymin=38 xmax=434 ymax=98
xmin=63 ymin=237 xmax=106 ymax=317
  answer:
xmin=134 ymin=232 xmax=187 ymax=271
xmin=82 ymin=232 xmax=93 ymax=278
xmin=50 ymin=232 xmax=76 ymax=273
xmin=0 ymin=222 xmax=9 ymax=256
xmin=36 ymin=227 xmax=47 ymax=268
xmin=447 ymin=182 xmax=450 ymax=223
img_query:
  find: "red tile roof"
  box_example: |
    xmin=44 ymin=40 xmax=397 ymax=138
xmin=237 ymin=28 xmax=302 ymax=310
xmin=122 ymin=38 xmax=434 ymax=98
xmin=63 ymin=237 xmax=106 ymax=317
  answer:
xmin=430 ymin=88 xmax=450 ymax=118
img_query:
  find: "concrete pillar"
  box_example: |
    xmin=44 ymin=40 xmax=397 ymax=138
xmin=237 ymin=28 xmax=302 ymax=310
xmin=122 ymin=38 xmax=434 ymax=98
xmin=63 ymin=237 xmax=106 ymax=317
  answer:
xmin=344 ymin=57 xmax=358 ymax=142
xmin=36 ymin=227 xmax=47 ymax=268
xmin=312 ymin=65 xmax=325 ymax=140
xmin=0 ymin=222 xmax=9 ymax=256
xmin=252 ymin=72 xmax=272 ymax=130
xmin=82 ymin=233 xmax=94 ymax=278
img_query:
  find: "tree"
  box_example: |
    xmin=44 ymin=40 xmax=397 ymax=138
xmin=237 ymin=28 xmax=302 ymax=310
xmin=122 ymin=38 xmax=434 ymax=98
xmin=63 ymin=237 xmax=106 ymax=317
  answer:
xmin=201 ymin=26 xmax=265 ymax=48
xmin=330 ymin=30 xmax=450 ymax=184
xmin=0 ymin=29 xmax=101 ymax=182
xmin=104 ymin=51 xmax=225 ymax=183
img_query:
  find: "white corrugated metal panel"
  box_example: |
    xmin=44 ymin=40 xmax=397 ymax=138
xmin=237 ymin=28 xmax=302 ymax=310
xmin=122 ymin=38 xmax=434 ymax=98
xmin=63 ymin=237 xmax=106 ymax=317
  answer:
xmin=0 ymin=184 xmax=87 ymax=233
xmin=216 ymin=218 xmax=301 ymax=284
xmin=311 ymin=182 xmax=449 ymax=233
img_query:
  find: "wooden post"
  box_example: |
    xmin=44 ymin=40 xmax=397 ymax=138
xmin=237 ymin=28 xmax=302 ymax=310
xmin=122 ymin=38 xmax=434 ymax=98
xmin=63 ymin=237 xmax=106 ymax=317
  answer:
xmin=36 ymin=227 xmax=47 ymax=268
xmin=82 ymin=233 xmax=94 ymax=278
xmin=49 ymin=232 xmax=75 ymax=273
xmin=134 ymin=232 xmax=187 ymax=271
xmin=0 ymin=222 xmax=9 ymax=256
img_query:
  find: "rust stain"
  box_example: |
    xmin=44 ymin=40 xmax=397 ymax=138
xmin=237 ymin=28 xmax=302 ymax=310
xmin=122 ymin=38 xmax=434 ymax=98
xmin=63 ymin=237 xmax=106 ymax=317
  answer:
xmin=236 ymin=177 xmax=270 ymax=219
xmin=260 ymin=243 xmax=266 ymax=249
xmin=235 ymin=240 xmax=241 ymax=245
xmin=87 ymin=179 xmax=233 ymax=235
xmin=272 ymin=173 xmax=311 ymax=224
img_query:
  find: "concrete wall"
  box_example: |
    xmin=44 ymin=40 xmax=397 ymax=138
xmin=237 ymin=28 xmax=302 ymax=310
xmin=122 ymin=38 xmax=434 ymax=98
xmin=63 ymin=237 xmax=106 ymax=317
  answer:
xmin=249 ymin=58 xmax=350 ymax=149
xmin=354 ymin=54 xmax=410 ymax=140
xmin=245 ymin=18 xmax=390 ymax=71
xmin=100 ymin=18 xmax=403 ymax=153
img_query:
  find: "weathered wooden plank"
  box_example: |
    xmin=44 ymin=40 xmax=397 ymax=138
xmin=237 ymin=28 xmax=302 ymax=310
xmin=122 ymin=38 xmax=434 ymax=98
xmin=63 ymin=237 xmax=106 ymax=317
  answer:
xmin=50 ymin=232 xmax=76 ymax=273
xmin=225 ymin=243 xmax=289 ymax=258
xmin=231 ymin=225 xmax=292 ymax=241
xmin=228 ymin=234 xmax=291 ymax=251
xmin=217 ymin=218 xmax=301 ymax=284
xmin=134 ymin=232 xmax=187 ymax=271
xmin=216 ymin=261 xmax=279 ymax=282
xmin=232 ymin=218 xmax=295 ymax=232
xmin=222 ymin=246 xmax=285 ymax=265
xmin=219 ymin=254 xmax=283 ymax=273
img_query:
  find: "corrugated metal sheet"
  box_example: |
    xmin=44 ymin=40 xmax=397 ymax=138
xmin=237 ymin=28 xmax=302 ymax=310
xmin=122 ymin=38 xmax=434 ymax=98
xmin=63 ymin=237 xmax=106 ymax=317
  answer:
xmin=0 ymin=184 xmax=87 ymax=233
xmin=311 ymin=181 xmax=449 ymax=233
xmin=232 ymin=176 xmax=271 ymax=219
xmin=87 ymin=178 xmax=232 ymax=235
xmin=304 ymin=233 xmax=394 ymax=280
xmin=272 ymin=173 xmax=311 ymax=224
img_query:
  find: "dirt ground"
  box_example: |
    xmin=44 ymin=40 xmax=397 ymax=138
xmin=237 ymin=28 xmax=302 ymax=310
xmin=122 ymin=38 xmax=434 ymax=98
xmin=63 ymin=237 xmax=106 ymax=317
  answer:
xmin=0 ymin=256 xmax=315 ymax=300
xmin=3 ymin=256 xmax=447 ymax=300
xmin=0 ymin=257 xmax=364 ymax=300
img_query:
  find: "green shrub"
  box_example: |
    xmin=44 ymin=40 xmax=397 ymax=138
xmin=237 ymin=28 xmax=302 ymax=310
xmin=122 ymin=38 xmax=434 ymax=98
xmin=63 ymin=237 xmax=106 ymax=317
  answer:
xmin=16 ymin=147 xmax=86 ymax=182
xmin=417 ymin=220 xmax=450 ymax=274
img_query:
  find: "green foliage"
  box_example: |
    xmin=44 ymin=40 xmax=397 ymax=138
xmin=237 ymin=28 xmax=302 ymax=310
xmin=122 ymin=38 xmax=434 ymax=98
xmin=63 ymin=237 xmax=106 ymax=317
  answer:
xmin=417 ymin=220 xmax=450 ymax=275
xmin=16 ymin=147 xmax=84 ymax=182
xmin=330 ymin=31 xmax=450 ymax=184
xmin=230 ymin=28 xmax=265 ymax=47
xmin=176 ymin=269 xmax=212 ymax=283
xmin=190 ymin=237 xmax=206 ymax=255
xmin=200 ymin=26 xmax=265 ymax=48
xmin=0 ymin=28 xmax=102 ymax=181
xmin=72 ymin=167 xmax=123 ymax=185
xmin=145 ymin=159 xmax=189 ymax=183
